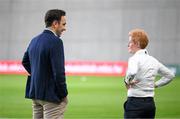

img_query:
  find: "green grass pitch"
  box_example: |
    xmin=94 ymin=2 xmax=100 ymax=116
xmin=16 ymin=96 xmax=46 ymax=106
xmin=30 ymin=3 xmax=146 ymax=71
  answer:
xmin=0 ymin=75 xmax=180 ymax=118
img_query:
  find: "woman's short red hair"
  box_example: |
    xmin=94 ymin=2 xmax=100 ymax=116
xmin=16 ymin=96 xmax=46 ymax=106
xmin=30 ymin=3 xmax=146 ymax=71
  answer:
xmin=129 ymin=29 xmax=149 ymax=49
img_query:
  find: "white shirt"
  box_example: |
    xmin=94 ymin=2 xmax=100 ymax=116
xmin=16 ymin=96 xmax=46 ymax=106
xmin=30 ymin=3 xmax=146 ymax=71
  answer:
xmin=125 ymin=49 xmax=175 ymax=97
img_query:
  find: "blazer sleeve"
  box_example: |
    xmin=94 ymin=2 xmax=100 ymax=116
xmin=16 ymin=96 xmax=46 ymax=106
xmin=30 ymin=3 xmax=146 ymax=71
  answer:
xmin=50 ymin=40 xmax=68 ymax=98
xmin=22 ymin=49 xmax=31 ymax=75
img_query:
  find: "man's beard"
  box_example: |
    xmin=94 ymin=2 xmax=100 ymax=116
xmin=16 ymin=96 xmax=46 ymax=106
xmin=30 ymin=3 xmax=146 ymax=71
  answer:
xmin=55 ymin=30 xmax=61 ymax=37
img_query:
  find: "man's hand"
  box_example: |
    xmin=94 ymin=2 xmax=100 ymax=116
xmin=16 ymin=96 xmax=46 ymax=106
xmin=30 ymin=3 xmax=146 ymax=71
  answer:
xmin=63 ymin=96 xmax=67 ymax=100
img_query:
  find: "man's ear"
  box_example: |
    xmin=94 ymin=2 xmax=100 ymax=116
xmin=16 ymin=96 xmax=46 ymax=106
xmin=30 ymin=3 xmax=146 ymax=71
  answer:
xmin=52 ymin=20 xmax=59 ymax=27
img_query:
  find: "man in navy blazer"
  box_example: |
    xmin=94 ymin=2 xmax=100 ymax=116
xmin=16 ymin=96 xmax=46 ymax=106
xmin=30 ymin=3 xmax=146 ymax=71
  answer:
xmin=22 ymin=9 xmax=68 ymax=119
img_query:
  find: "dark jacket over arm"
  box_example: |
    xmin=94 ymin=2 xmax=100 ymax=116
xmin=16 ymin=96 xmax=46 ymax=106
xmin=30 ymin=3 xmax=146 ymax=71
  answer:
xmin=50 ymin=36 xmax=68 ymax=99
xmin=22 ymin=30 xmax=68 ymax=103
xmin=22 ymin=50 xmax=31 ymax=74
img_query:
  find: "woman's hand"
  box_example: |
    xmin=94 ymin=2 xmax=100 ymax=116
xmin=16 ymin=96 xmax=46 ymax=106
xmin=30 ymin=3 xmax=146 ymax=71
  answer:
xmin=125 ymin=80 xmax=140 ymax=90
xmin=129 ymin=80 xmax=140 ymax=85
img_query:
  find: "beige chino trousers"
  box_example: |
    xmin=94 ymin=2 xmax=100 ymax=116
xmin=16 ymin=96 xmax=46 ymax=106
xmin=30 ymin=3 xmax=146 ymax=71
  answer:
xmin=32 ymin=98 xmax=68 ymax=119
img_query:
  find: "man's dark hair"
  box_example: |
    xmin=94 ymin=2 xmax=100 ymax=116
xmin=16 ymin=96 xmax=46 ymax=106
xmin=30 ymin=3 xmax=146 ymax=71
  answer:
xmin=45 ymin=9 xmax=66 ymax=27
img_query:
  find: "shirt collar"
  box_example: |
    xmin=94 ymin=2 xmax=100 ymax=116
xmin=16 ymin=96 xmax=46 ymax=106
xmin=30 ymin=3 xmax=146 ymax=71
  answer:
xmin=45 ymin=28 xmax=59 ymax=37
xmin=134 ymin=49 xmax=148 ymax=55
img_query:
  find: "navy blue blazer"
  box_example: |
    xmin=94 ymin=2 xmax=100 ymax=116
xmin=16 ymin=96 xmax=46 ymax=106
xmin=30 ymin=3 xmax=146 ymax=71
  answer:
xmin=22 ymin=30 xmax=68 ymax=103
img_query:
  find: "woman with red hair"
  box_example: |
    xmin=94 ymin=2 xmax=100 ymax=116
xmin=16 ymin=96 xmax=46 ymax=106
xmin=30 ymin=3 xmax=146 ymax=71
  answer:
xmin=124 ymin=29 xmax=175 ymax=119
